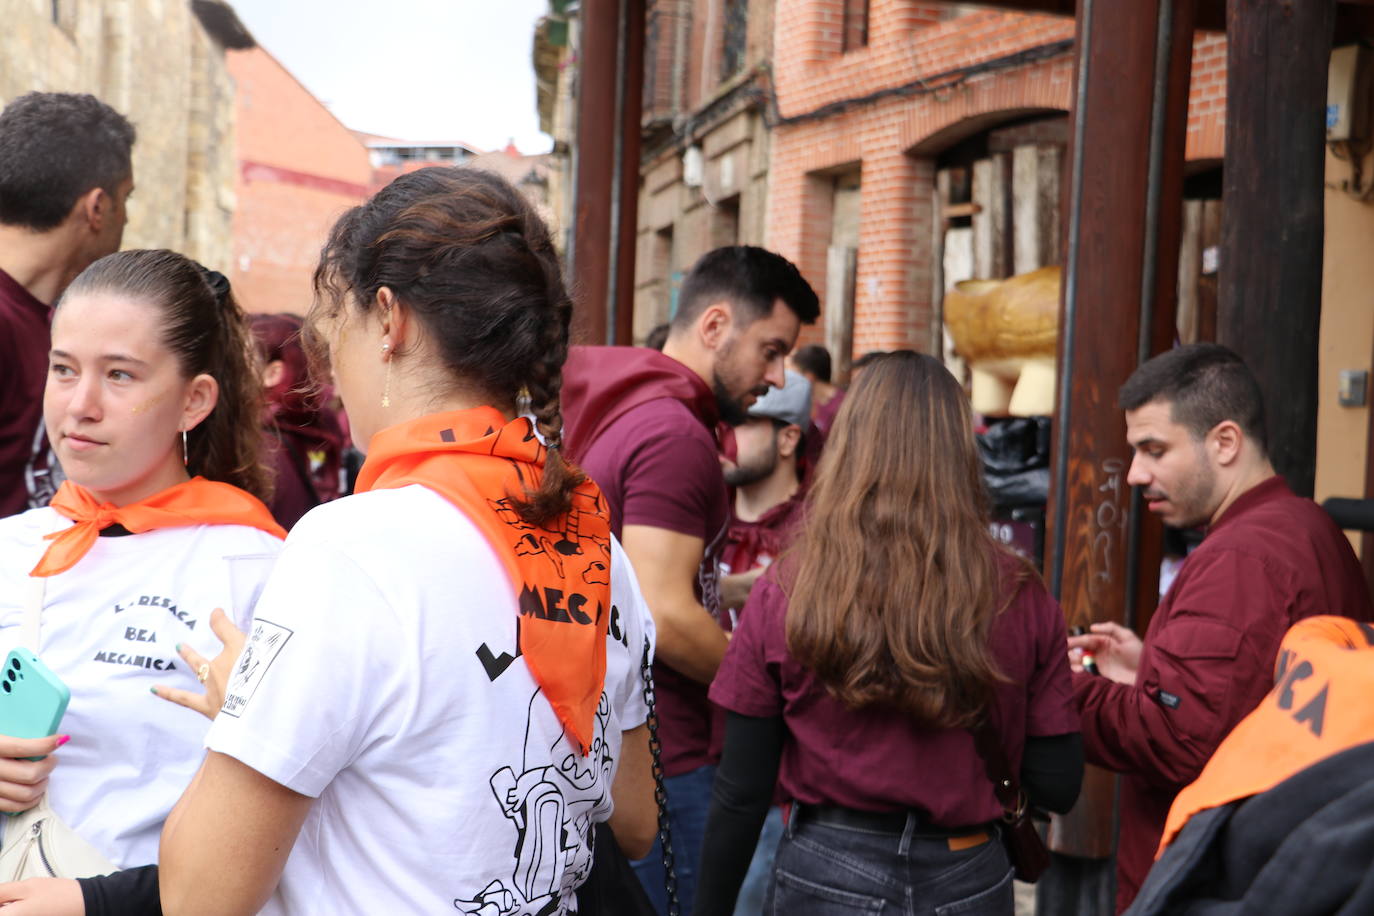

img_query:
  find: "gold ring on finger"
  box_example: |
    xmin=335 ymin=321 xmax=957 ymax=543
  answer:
xmin=197 ymin=663 xmax=210 ymax=684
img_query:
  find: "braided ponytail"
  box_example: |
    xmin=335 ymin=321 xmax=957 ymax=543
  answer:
xmin=311 ymin=166 xmax=588 ymax=524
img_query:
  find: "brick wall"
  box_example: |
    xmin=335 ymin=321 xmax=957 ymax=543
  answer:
xmin=767 ymin=1 xmax=1230 ymax=356
xmin=228 ymin=47 xmax=372 ymax=315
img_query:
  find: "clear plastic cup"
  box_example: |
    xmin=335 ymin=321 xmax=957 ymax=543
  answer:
xmin=225 ymin=553 xmax=278 ymax=630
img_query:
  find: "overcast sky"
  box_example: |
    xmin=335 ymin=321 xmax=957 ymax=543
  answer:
xmin=228 ymin=0 xmax=553 ymax=153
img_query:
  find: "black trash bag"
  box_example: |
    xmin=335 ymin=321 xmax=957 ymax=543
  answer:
xmin=978 ymin=417 xmax=1051 ymax=510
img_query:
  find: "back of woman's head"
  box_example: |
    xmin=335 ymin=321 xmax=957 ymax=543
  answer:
xmin=311 ymin=166 xmax=581 ymax=524
xmin=61 ymin=249 xmax=270 ymax=499
xmin=786 ymin=351 xmax=1010 ymax=728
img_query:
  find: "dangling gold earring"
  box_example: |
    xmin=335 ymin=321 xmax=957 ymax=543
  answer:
xmin=381 ymin=343 xmax=392 ymax=408
xmin=181 ymin=429 xmax=188 ymax=466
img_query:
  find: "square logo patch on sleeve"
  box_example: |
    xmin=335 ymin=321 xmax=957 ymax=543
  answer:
xmin=220 ymin=618 xmax=294 ymax=718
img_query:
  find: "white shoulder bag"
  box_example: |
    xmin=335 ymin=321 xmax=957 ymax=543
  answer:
xmin=0 ymin=569 xmax=118 ymax=881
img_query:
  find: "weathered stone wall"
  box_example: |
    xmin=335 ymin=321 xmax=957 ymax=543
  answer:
xmin=0 ymin=0 xmax=238 ymax=270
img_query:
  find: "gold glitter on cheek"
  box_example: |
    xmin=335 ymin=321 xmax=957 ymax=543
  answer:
xmin=131 ymin=392 xmax=166 ymax=414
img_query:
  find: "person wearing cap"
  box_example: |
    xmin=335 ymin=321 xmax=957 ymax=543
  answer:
xmin=713 ymin=368 xmax=812 ymax=914
xmin=718 ymin=369 xmax=812 ymax=618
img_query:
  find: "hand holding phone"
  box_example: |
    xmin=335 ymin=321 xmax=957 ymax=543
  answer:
xmin=0 ymin=650 xmax=70 ymax=813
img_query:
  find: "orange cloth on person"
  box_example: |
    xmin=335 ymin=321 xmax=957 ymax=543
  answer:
xmin=1158 ymin=615 xmax=1374 ymax=853
xmin=355 ymin=407 xmax=613 ymax=756
xmin=32 ymin=477 xmax=286 ymax=578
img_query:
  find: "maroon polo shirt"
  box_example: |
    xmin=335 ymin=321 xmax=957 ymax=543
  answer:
xmin=1075 ymin=475 xmax=1374 ymax=913
xmin=711 ymin=555 xmax=1079 ymax=826
xmin=563 ymin=347 xmax=731 ymax=779
xmin=0 ymin=268 xmax=51 ymax=517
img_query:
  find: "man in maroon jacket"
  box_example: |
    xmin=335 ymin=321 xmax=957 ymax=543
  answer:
xmin=0 ymin=92 xmax=136 ymax=516
xmin=1067 ymin=344 xmax=1374 ymax=913
xmin=561 ymin=246 xmax=819 ymax=914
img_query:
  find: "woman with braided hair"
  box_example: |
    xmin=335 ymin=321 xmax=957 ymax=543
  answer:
xmin=145 ymin=167 xmax=659 ymax=915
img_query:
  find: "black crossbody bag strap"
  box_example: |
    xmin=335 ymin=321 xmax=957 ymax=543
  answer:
xmin=640 ymin=645 xmax=681 ymax=915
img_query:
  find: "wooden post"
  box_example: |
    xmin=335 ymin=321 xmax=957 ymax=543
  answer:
xmin=1217 ymin=0 xmax=1337 ymax=498
xmin=931 ymin=170 xmax=950 ymax=361
xmin=826 ymin=246 xmax=857 ymax=382
xmin=571 ymin=0 xmax=644 ymax=346
xmin=1177 ymin=200 xmax=1203 ymax=343
xmin=1013 ymin=144 xmax=1062 ymax=274
xmin=972 ymin=153 xmax=1011 ymax=278
xmin=1041 ymin=0 xmax=1194 ymax=909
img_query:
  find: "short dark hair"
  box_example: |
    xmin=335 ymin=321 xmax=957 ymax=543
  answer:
xmin=0 ymin=92 xmax=136 ymax=230
xmin=791 ymin=344 xmax=832 ymax=383
xmin=1119 ymin=343 xmax=1267 ymax=451
xmin=643 ymin=322 xmax=670 ymax=351
xmin=671 ymin=245 xmax=819 ymax=332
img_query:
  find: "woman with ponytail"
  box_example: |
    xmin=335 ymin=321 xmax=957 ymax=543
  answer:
xmin=0 ymin=250 xmax=284 ymax=912
xmin=146 ymin=167 xmax=658 ymax=915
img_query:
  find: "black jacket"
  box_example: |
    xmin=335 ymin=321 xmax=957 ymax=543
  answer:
xmin=1125 ymin=740 xmax=1374 ymax=916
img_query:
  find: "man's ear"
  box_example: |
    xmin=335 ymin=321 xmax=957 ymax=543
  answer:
xmin=698 ymin=301 xmax=734 ymax=349
xmin=75 ymin=187 xmax=106 ymax=232
xmin=1209 ymin=419 xmax=1244 ymax=467
xmin=777 ymin=424 xmax=802 ymax=459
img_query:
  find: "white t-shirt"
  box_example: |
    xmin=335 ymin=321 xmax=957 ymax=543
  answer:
xmin=0 ymin=507 xmax=283 ymax=867
xmin=205 ymin=484 xmax=655 ymax=916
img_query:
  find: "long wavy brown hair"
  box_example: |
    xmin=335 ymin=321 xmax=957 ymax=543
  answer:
xmin=785 ymin=351 xmax=1014 ymax=728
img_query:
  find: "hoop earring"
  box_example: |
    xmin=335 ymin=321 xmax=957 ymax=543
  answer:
xmin=381 ymin=353 xmax=393 ymax=409
xmin=181 ymin=429 xmax=188 ymax=467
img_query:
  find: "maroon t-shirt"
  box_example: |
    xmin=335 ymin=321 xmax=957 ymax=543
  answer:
xmin=720 ymin=491 xmax=806 ymax=611
xmin=1075 ymin=475 xmax=1374 ymax=913
xmin=813 ymin=388 xmax=845 ymax=436
xmin=578 ymin=397 xmax=730 ymax=777
xmin=711 ymin=556 xmax=1079 ymax=826
xmin=0 ymin=268 xmax=52 ymax=518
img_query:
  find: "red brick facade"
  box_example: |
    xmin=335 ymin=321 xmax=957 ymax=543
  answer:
xmin=228 ymin=48 xmax=372 ymax=316
xmin=765 ymin=3 xmax=1228 ymax=355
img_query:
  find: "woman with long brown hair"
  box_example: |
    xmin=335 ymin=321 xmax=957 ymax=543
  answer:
xmin=694 ymin=351 xmax=1082 ymax=914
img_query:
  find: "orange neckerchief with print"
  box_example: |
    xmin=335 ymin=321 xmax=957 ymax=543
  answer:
xmin=1159 ymin=615 xmax=1374 ymax=854
xmin=355 ymin=407 xmax=612 ymax=756
xmin=32 ymin=477 xmax=286 ymax=578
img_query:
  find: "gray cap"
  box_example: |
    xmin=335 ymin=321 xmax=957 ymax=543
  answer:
xmin=747 ymin=369 xmax=812 ymax=428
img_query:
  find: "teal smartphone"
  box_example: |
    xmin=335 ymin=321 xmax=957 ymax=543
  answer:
xmin=0 ymin=649 xmax=70 ymax=759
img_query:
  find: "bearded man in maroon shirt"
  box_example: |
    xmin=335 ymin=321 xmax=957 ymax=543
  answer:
xmin=1067 ymin=343 xmax=1373 ymax=913
xmin=0 ymin=92 xmax=136 ymax=517
xmin=562 ymin=246 xmax=819 ymax=914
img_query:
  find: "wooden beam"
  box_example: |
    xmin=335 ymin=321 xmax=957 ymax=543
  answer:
xmin=972 ymin=153 xmax=1011 ymax=278
xmin=570 ymin=0 xmax=644 ymax=346
xmin=1216 ymin=0 xmax=1336 ymax=498
xmin=1012 ymin=144 xmax=1062 ymax=273
xmin=1041 ymin=0 xmax=1194 ymax=902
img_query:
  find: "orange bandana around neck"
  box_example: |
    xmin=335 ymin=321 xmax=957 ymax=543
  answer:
xmin=32 ymin=477 xmax=287 ymax=578
xmin=1159 ymin=615 xmax=1374 ymax=854
xmin=355 ymin=407 xmax=613 ymax=756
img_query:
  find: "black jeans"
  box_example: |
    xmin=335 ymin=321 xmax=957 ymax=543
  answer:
xmin=763 ymin=809 xmax=1015 ymax=915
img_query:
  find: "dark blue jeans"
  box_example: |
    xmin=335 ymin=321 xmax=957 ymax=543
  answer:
xmin=764 ymin=811 xmax=1015 ymax=915
xmin=632 ymin=763 xmax=716 ymax=915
